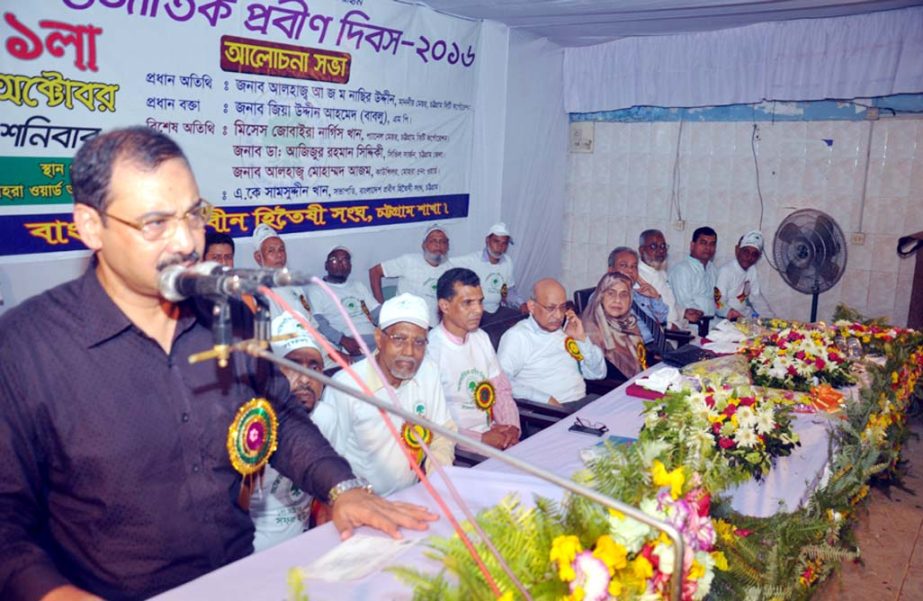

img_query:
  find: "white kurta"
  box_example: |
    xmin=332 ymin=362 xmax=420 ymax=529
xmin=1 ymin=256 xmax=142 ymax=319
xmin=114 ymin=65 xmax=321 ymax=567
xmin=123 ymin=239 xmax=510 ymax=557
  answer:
xmin=497 ymin=316 xmax=606 ymax=404
xmin=638 ymin=260 xmax=681 ymax=327
xmin=311 ymin=356 xmax=456 ymax=497
xmin=426 ymin=325 xmax=519 ymax=438
xmin=668 ymin=255 xmax=718 ymax=317
xmin=453 ymin=251 xmax=518 ymax=313
xmin=380 ymin=254 xmax=453 ymax=325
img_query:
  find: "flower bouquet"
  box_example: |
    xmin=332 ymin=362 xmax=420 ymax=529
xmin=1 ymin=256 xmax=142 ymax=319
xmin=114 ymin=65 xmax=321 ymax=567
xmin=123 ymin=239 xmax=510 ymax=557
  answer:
xmin=643 ymin=386 xmax=800 ymax=483
xmin=746 ymin=325 xmax=853 ymax=392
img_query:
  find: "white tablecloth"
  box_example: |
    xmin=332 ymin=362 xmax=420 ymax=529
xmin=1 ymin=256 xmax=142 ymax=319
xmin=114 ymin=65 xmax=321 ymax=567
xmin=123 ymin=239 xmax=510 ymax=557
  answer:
xmin=157 ymin=368 xmax=836 ymax=600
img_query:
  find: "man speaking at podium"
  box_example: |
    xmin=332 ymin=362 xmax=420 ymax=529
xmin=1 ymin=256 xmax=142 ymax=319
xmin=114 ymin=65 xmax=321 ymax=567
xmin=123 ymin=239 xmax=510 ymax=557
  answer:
xmin=0 ymin=127 xmax=435 ymax=601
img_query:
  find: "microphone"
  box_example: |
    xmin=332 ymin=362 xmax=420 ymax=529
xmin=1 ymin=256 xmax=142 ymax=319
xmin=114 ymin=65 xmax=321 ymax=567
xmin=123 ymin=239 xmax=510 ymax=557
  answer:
xmin=158 ymin=261 xmax=302 ymax=301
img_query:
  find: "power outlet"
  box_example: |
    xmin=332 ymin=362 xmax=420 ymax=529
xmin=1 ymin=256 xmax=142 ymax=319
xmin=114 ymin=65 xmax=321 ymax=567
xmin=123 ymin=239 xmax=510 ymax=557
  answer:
xmin=851 ymin=232 xmax=866 ymax=245
xmin=673 ymin=219 xmax=686 ymax=231
xmin=865 ymin=107 xmax=880 ymax=121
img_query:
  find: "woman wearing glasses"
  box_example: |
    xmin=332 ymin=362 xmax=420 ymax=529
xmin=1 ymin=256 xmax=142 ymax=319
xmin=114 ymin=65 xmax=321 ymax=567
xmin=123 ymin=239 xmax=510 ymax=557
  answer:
xmin=581 ymin=272 xmax=648 ymax=380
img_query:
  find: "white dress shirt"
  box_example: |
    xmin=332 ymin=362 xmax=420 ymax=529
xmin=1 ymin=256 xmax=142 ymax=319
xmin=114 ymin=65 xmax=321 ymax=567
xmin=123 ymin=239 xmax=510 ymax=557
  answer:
xmin=715 ymin=259 xmax=771 ymax=318
xmin=497 ymin=316 xmax=606 ymax=404
xmin=668 ymin=255 xmax=718 ymax=317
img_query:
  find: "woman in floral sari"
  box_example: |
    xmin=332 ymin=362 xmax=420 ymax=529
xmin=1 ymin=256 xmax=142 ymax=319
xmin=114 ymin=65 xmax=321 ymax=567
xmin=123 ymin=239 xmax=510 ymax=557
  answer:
xmin=581 ymin=272 xmax=647 ymax=379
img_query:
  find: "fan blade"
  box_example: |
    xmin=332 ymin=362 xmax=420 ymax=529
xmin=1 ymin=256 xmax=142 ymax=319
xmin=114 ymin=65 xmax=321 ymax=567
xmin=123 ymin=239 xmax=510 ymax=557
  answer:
xmin=816 ymin=256 xmax=843 ymax=288
xmin=785 ymin=260 xmax=806 ymax=287
xmin=777 ymin=222 xmax=804 ymax=245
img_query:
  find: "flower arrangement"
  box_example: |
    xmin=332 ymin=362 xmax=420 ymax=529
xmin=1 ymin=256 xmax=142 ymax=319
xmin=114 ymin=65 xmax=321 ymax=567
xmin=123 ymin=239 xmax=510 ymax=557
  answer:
xmin=642 ymin=385 xmax=800 ymax=484
xmin=286 ymin=308 xmax=921 ymax=601
xmin=546 ymin=461 xmax=727 ymax=601
xmin=746 ymin=325 xmax=853 ymax=392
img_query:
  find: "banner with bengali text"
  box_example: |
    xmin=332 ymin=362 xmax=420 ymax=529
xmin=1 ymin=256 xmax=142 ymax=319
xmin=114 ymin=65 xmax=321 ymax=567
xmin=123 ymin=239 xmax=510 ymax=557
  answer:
xmin=0 ymin=0 xmax=478 ymax=256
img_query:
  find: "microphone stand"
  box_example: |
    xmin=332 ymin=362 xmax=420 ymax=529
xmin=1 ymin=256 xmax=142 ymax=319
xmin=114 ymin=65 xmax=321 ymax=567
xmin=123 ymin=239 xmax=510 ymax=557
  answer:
xmin=191 ymin=338 xmax=686 ymax=601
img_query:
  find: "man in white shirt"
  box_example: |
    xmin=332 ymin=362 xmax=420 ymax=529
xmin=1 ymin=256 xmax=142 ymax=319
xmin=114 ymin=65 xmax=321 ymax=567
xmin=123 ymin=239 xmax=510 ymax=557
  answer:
xmin=308 ymin=245 xmax=379 ymax=356
xmin=497 ymin=278 xmax=606 ymax=407
xmin=368 ymin=224 xmax=453 ymax=326
xmin=427 ymin=267 xmax=520 ymax=451
xmin=669 ymin=226 xmax=719 ymax=327
xmin=453 ymin=222 xmax=527 ymax=325
xmin=715 ymin=230 xmax=772 ymax=320
xmin=637 ymin=229 xmax=681 ymax=328
xmin=250 ymin=315 xmax=327 ymax=552
xmin=312 ymin=294 xmax=456 ymax=496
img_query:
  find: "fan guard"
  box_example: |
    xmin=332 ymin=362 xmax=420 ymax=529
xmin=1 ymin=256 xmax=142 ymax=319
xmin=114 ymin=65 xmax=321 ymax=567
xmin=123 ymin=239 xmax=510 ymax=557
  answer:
xmin=772 ymin=209 xmax=847 ymax=321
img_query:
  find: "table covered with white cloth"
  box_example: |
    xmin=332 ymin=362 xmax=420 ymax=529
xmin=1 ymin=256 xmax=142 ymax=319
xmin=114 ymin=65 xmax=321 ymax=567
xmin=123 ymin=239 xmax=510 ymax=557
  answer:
xmin=155 ymin=366 xmax=837 ymax=600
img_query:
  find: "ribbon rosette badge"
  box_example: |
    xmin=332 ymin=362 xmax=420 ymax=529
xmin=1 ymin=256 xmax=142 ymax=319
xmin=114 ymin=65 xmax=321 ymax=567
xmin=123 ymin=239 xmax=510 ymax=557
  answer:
xmin=564 ymin=336 xmax=583 ymax=361
xmin=227 ymin=397 xmax=279 ymax=476
xmin=401 ymin=421 xmax=432 ymax=466
xmin=473 ymin=380 xmax=496 ymax=423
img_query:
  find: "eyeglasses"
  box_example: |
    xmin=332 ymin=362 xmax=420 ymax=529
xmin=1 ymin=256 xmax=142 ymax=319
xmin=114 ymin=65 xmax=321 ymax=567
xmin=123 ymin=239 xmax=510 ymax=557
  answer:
xmin=384 ymin=332 xmax=428 ymax=349
xmin=643 ymin=243 xmax=669 ymax=251
xmin=104 ymin=199 xmax=213 ymax=242
xmin=327 ymin=256 xmax=351 ymax=264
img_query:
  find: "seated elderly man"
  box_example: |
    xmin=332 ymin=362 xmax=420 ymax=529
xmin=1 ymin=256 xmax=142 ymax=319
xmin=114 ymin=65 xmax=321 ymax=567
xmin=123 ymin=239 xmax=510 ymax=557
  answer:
xmin=427 ymin=268 xmax=520 ymax=451
xmin=716 ymin=230 xmax=772 ymax=320
xmin=637 ymin=229 xmax=681 ymax=328
xmin=308 ymin=245 xmax=379 ymax=356
xmin=669 ymin=226 xmax=719 ymax=327
xmin=607 ymin=246 xmax=669 ymax=353
xmin=312 ymin=294 xmax=456 ymax=496
xmin=369 ymin=224 xmax=453 ymax=326
xmin=454 ymin=222 xmax=527 ymax=325
xmin=497 ymin=278 xmax=606 ymax=408
xmin=250 ymin=315 xmax=328 ymax=552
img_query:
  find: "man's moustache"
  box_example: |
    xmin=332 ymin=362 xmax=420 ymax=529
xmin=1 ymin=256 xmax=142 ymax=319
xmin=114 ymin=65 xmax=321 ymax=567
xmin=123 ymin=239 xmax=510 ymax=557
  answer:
xmin=156 ymin=251 xmax=200 ymax=271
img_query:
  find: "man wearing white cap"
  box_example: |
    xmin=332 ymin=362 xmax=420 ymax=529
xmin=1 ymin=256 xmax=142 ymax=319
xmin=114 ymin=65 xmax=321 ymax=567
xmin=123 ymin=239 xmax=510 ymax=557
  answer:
xmin=454 ymin=222 xmax=527 ymax=325
xmin=368 ymin=224 xmax=453 ymax=326
xmin=251 ymin=224 xmax=339 ymax=349
xmin=250 ymin=315 xmax=327 ymax=552
xmin=312 ymin=293 xmax=456 ymax=496
xmin=307 ymin=245 xmax=379 ymax=356
xmin=715 ymin=230 xmax=772 ymax=320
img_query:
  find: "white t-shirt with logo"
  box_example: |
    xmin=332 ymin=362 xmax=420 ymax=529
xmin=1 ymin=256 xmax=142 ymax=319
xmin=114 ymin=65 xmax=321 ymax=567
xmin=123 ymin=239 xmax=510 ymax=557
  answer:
xmin=454 ymin=251 xmax=516 ymax=313
xmin=380 ymin=253 xmax=453 ymax=325
xmin=307 ymin=279 xmax=379 ymax=339
xmin=250 ymin=464 xmax=312 ymax=552
xmin=426 ymin=326 xmax=501 ymax=434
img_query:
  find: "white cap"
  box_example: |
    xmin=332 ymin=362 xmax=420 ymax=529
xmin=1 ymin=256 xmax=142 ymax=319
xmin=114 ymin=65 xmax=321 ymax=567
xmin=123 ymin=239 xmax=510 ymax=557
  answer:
xmin=270 ymin=314 xmax=322 ymax=356
xmin=424 ymin=223 xmax=446 ymax=239
xmin=378 ymin=293 xmax=430 ymax=330
xmin=328 ymin=245 xmax=351 ymax=257
xmin=487 ymin=222 xmax=512 ymax=243
xmin=252 ymin=224 xmax=280 ymax=249
xmin=739 ymin=230 xmax=764 ymax=251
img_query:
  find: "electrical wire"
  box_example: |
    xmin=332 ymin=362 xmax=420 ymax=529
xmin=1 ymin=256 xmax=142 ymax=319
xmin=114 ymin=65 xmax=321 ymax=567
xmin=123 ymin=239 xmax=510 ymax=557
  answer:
xmin=669 ymin=120 xmax=685 ymax=222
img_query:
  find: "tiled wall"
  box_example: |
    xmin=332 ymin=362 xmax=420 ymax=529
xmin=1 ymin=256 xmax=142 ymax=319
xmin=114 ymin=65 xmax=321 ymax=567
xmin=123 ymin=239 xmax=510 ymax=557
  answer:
xmin=562 ymin=117 xmax=923 ymax=326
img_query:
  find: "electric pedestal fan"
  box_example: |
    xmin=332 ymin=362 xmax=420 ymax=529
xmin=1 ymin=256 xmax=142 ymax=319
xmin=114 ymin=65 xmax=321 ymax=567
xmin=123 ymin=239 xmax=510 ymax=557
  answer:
xmin=772 ymin=209 xmax=847 ymax=322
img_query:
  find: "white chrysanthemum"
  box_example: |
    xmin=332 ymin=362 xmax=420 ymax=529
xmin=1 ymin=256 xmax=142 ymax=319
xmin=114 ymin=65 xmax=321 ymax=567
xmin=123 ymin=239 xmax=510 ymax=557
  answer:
xmin=734 ymin=427 xmax=759 ymax=448
xmin=755 ymin=409 xmax=775 ymax=434
xmin=735 ymin=406 xmax=756 ymax=428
